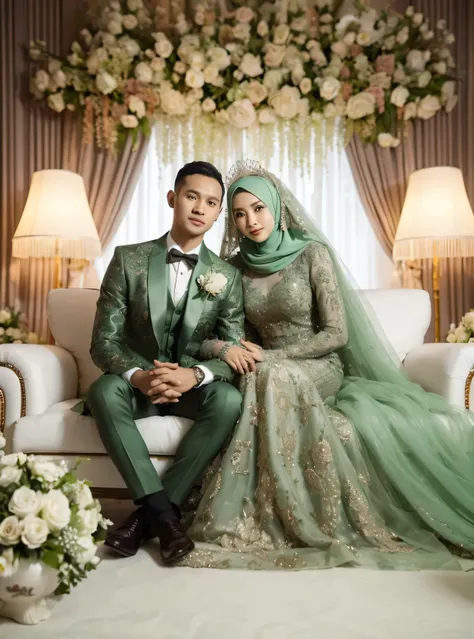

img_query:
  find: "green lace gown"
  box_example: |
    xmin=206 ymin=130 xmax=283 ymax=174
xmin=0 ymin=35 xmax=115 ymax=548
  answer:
xmin=181 ymin=243 xmax=474 ymax=571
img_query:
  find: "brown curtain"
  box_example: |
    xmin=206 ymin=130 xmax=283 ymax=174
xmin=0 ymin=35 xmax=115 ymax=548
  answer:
xmin=1 ymin=0 xmax=148 ymax=337
xmin=348 ymin=0 xmax=474 ymax=340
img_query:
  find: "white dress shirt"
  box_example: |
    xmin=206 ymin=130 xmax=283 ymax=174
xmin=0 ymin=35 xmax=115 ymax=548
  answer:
xmin=122 ymin=233 xmax=214 ymax=388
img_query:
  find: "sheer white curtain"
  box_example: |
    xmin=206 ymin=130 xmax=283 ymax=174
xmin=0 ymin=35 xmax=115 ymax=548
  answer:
xmin=96 ymin=126 xmax=394 ymax=289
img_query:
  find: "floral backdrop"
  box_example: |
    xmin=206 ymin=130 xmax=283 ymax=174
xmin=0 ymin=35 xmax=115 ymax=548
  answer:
xmin=29 ymin=0 xmax=457 ymax=165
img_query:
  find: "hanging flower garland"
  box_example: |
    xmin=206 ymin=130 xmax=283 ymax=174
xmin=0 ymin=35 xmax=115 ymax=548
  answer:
xmin=29 ymin=0 xmax=458 ymax=160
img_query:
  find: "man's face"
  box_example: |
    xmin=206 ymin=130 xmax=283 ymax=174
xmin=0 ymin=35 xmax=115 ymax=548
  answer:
xmin=168 ymin=174 xmax=222 ymax=239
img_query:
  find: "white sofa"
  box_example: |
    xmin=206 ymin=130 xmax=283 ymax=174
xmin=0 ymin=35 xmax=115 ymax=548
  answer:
xmin=1 ymin=288 xmax=473 ymax=497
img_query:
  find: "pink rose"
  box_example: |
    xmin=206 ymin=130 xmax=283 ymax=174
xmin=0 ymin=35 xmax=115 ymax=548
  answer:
xmin=375 ymin=54 xmax=395 ymax=75
xmin=341 ymin=82 xmax=353 ymax=101
xmin=339 ymin=65 xmax=351 ymax=80
xmin=365 ymin=86 xmax=385 ymax=113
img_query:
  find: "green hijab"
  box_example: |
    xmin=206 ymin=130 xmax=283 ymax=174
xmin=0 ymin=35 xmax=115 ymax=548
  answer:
xmin=227 ymin=175 xmax=313 ymax=274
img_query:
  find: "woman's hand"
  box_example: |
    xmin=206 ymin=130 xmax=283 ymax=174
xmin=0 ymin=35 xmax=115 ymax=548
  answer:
xmin=222 ymin=345 xmax=258 ymax=375
xmin=240 ymin=340 xmax=265 ymax=362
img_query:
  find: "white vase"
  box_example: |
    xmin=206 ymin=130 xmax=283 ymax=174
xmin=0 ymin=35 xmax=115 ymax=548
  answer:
xmin=0 ymin=558 xmax=59 ymax=625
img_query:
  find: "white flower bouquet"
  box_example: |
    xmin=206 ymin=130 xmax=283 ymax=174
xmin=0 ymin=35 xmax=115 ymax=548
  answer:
xmin=446 ymin=311 xmax=474 ymax=344
xmin=28 ymin=0 xmax=457 ymax=151
xmin=0 ymin=307 xmax=40 ymax=345
xmin=0 ymin=440 xmax=111 ymax=595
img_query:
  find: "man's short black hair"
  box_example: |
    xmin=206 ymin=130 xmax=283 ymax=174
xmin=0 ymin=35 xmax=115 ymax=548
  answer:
xmin=174 ymin=161 xmax=225 ymax=202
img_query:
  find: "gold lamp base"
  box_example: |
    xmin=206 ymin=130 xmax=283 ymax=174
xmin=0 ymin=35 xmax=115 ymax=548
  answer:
xmin=432 ymin=256 xmax=440 ymax=343
xmin=53 ymin=255 xmax=62 ymax=289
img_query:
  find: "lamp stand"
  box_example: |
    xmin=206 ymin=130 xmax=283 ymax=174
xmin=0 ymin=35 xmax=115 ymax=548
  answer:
xmin=53 ymin=255 xmax=62 ymax=289
xmin=432 ymin=256 xmax=440 ymax=343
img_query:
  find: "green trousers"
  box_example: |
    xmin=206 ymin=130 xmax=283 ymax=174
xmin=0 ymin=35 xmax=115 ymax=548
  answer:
xmin=86 ymin=375 xmax=242 ymax=505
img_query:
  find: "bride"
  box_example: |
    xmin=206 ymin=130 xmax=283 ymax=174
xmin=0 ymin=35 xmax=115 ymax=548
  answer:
xmin=181 ymin=161 xmax=474 ymax=571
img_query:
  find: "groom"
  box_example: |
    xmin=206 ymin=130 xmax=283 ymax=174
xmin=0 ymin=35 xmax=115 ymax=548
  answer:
xmin=86 ymin=161 xmax=244 ymax=565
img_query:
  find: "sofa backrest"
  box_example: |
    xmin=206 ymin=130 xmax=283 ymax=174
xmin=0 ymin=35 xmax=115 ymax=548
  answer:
xmin=47 ymin=287 xmax=431 ymax=396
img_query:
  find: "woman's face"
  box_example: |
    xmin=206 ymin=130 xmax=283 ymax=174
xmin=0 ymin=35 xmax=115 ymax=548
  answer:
xmin=232 ymin=190 xmax=275 ymax=243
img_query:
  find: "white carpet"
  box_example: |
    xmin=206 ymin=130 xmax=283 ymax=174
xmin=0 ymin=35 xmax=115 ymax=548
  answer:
xmin=2 ymin=503 xmax=474 ymax=638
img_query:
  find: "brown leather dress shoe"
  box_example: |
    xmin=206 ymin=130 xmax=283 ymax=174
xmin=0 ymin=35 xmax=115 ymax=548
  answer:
xmin=154 ymin=518 xmax=195 ymax=565
xmin=104 ymin=508 xmax=148 ymax=558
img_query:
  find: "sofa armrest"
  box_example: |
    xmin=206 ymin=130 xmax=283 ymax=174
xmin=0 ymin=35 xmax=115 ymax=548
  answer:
xmin=0 ymin=344 xmax=78 ymax=430
xmin=403 ymin=343 xmax=474 ymax=410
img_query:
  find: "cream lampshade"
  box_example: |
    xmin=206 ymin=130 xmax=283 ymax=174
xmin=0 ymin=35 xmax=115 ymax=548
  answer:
xmin=393 ymin=166 xmax=474 ymax=342
xmin=12 ymin=170 xmax=101 ymax=288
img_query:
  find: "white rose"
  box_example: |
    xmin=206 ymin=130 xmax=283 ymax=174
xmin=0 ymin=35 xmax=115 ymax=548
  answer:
xmin=123 ymin=14 xmax=138 ymax=30
xmin=299 ymin=78 xmax=312 ymax=96
xmin=245 ymin=81 xmax=268 ymax=105
xmin=441 ymin=80 xmax=455 ymax=100
xmin=331 ymin=41 xmax=348 ymax=58
xmin=258 ymin=108 xmax=277 ymax=124
xmin=28 ymin=460 xmax=66 ymax=484
xmin=9 ymin=487 xmax=42 ymax=518
xmin=357 ymin=31 xmax=373 ymax=46
xmin=377 ymin=133 xmax=398 ymax=148
xmin=71 ymin=482 xmax=94 ymax=509
xmin=134 ymin=62 xmax=153 ymax=84
xmin=406 ymin=6 xmax=415 ymax=17
xmin=128 ymin=95 xmax=146 ymax=119
xmin=336 ymin=14 xmax=358 ymax=33
xmin=257 ymin=21 xmax=269 ymax=38
xmin=0 ymin=466 xmax=22 ymax=487
xmin=209 ymin=47 xmax=231 ymax=71
xmin=101 ymin=32 xmax=116 ymax=48
xmin=0 ymin=435 xmax=5 ymax=450
xmin=418 ymin=71 xmax=431 ymax=88
xmin=53 ymin=70 xmax=67 ymax=89
xmin=444 ymin=95 xmax=458 ymax=113
xmin=407 ymin=50 xmax=426 ymax=72
xmin=34 ymin=70 xmax=50 ymax=92
xmin=107 ymin=20 xmax=122 ymax=36
xmin=369 ymin=72 xmax=391 ymax=90
xmin=445 ymin=33 xmax=455 ymax=45
xmin=155 ymin=39 xmax=173 ymax=58
xmin=227 ymin=99 xmax=257 ymax=128
xmin=151 ymin=57 xmax=166 ymax=72
xmin=396 ymin=28 xmax=409 ymax=45
xmin=1 ymin=453 xmax=25 ymax=466
xmin=462 ymin=312 xmax=474 ymax=331
xmin=0 ymin=515 xmax=22 ymax=545
xmin=5 ymin=328 xmax=14 ymax=336
xmin=354 ymin=54 xmax=369 ymax=73
xmin=346 ymin=92 xmax=376 ymax=119
xmin=233 ymin=23 xmax=251 ymax=41
xmin=96 ymin=71 xmax=117 ymax=95
xmin=235 ymin=7 xmax=254 ymax=24
xmin=390 ymin=85 xmax=410 ymax=107
xmin=263 ymin=69 xmax=283 ymax=92
xmin=215 ymin=109 xmax=229 ymax=125
xmin=446 ymin=332 xmax=457 ymax=343
xmin=75 ymin=535 xmax=98 ymax=566
xmin=160 ymin=89 xmax=187 ymax=116
xmin=403 ymin=101 xmax=417 ymax=120
xmin=240 ymin=53 xmax=263 ymax=78
xmin=86 ymin=53 xmax=101 ymax=74
xmin=417 ymin=95 xmax=441 ymax=120
xmin=202 ymin=98 xmax=216 ymax=113
xmin=273 ymin=24 xmax=290 ymax=46
xmin=47 ymin=58 xmax=61 ymax=74
xmin=320 ymin=77 xmax=341 ymax=101
xmin=0 ymin=548 xmax=19 ymax=578
xmin=41 ymin=490 xmax=71 ymax=532
xmin=67 ymin=52 xmax=81 ymax=66
xmin=264 ymin=44 xmax=286 ymax=69
xmin=270 ymin=86 xmax=301 ymax=120
xmin=423 ymin=30 xmax=434 ymax=40
xmin=343 ymin=32 xmax=356 ymax=46
xmin=412 ymin=12 xmax=424 ymax=26
xmin=432 ymin=61 xmax=447 ymax=75
xmin=323 ymin=102 xmax=338 ymax=118
xmin=189 ymin=51 xmax=205 ymax=70
xmin=185 ymin=69 xmax=204 ymax=89
xmin=77 ymin=508 xmax=99 ymax=535
xmin=20 ymin=515 xmax=49 ymax=549
xmin=118 ymin=36 xmax=141 ymax=57
xmin=202 ymin=66 xmax=218 ymax=85
xmin=121 ymin=114 xmax=139 ymax=128
xmin=454 ymin=326 xmax=470 ymax=343
xmin=0 ymin=309 xmax=11 ymax=323
xmin=384 ymin=35 xmax=396 ymax=50
xmin=291 ymin=64 xmax=305 ymax=85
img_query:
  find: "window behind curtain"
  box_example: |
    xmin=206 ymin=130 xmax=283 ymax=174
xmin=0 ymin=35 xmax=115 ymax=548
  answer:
xmin=96 ymin=127 xmax=394 ymax=289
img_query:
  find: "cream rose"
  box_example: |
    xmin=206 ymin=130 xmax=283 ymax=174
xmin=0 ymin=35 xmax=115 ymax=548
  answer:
xmin=41 ymin=490 xmax=71 ymax=532
xmin=233 ymin=23 xmax=251 ymax=41
xmin=418 ymin=71 xmax=431 ymax=88
xmin=0 ymin=549 xmax=18 ymax=578
xmin=0 ymin=466 xmax=22 ymax=487
xmin=331 ymin=41 xmax=348 ymax=58
xmin=96 ymin=71 xmax=117 ymax=95
xmin=121 ymin=114 xmax=139 ymax=128
xmin=258 ymin=108 xmax=277 ymax=124
xmin=346 ymin=92 xmax=376 ymax=119
xmin=240 ymin=53 xmax=263 ymax=78
xmin=320 ymin=77 xmax=341 ymax=101
xmin=75 ymin=535 xmax=98 ymax=566
xmin=0 ymin=435 xmax=5 ymax=450
xmin=245 ymin=81 xmax=268 ymax=105
xmin=202 ymin=98 xmax=216 ymax=113
xmin=189 ymin=51 xmax=205 ymax=70
xmin=299 ymin=78 xmax=312 ymax=95
xmin=0 ymin=516 xmax=22 ymax=545
xmin=134 ymin=62 xmax=153 ymax=84
xmin=444 ymin=95 xmax=458 ymax=113
xmin=357 ymin=31 xmax=373 ymax=46
xmin=123 ymin=14 xmax=138 ymax=30
xmin=107 ymin=20 xmax=122 ymax=36
xmin=203 ymin=66 xmax=219 ymax=85
xmin=273 ymin=24 xmax=290 ymax=46
xmin=407 ymin=50 xmax=426 ymax=72
xmin=257 ymin=20 xmax=269 ymax=37
xmin=151 ymin=57 xmax=166 ymax=72
xmin=28 ymin=460 xmax=66 ymax=484
xmin=323 ymin=102 xmax=338 ymax=118
xmin=377 ymin=133 xmax=398 ymax=148
xmin=9 ymin=487 xmax=42 ymax=519
xmin=462 ymin=312 xmax=474 ymax=331
xmin=35 ymin=70 xmax=50 ymax=92
xmin=235 ymin=7 xmax=254 ymax=24
xmin=390 ymin=85 xmax=410 ymax=107
xmin=1 ymin=453 xmax=26 ymax=466
xmin=227 ymin=99 xmax=257 ymax=128
xmin=441 ymin=81 xmax=455 ymax=100
xmin=403 ymin=101 xmax=417 ymax=120
xmin=264 ymin=44 xmax=286 ymax=69
xmin=160 ymin=89 xmax=187 ymax=116
xmin=20 ymin=516 xmax=49 ymax=550
xmin=155 ymin=39 xmax=173 ymax=58
xmin=412 ymin=12 xmax=424 ymax=26
xmin=432 ymin=61 xmax=447 ymax=75
xmin=128 ymin=95 xmax=146 ymax=119
xmin=417 ymin=95 xmax=441 ymax=120
xmin=47 ymin=92 xmax=66 ymax=113
xmin=185 ymin=69 xmax=204 ymax=89
xmin=77 ymin=508 xmax=99 ymax=535
xmin=208 ymin=47 xmax=231 ymax=71
xmin=270 ymin=86 xmax=301 ymax=120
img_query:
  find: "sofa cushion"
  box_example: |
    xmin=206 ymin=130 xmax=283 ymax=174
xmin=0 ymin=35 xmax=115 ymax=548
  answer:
xmin=12 ymin=399 xmax=193 ymax=456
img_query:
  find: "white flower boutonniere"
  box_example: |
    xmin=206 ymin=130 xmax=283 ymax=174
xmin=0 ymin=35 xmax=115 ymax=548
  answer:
xmin=197 ymin=269 xmax=228 ymax=297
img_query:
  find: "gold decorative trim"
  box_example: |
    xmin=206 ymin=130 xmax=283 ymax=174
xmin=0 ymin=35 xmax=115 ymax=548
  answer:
xmin=0 ymin=362 xmax=27 ymax=433
xmin=465 ymin=368 xmax=474 ymax=410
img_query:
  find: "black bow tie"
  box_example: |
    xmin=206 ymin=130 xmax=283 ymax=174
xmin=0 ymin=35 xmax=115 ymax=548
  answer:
xmin=166 ymin=248 xmax=199 ymax=269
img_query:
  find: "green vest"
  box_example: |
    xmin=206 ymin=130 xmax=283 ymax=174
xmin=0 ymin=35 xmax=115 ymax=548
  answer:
xmin=159 ymin=287 xmax=188 ymax=363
